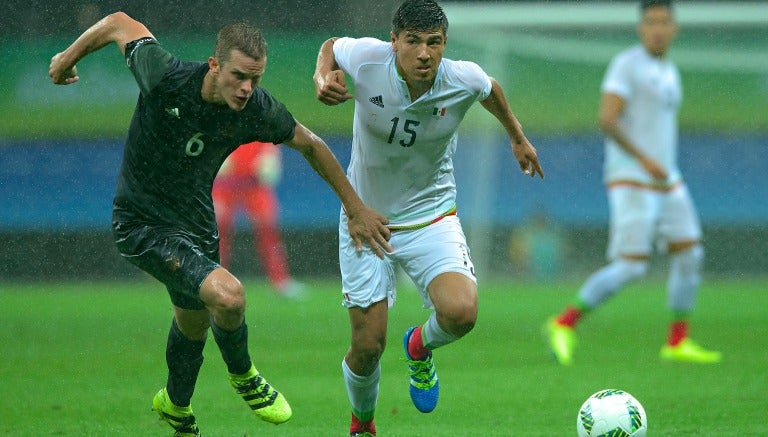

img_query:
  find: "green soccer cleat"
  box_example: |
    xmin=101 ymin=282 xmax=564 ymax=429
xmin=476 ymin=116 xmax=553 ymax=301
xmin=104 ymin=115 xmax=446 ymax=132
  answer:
xmin=229 ymin=364 xmax=292 ymax=424
xmin=546 ymin=317 xmax=576 ymax=366
xmin=152 ymin=388 xmax=200 ymax=437
xmin=660 ymin=338 xmax=722 ymax=363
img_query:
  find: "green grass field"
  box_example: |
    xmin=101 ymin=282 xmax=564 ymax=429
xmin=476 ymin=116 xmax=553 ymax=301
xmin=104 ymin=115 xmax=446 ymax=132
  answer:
xmin=1 ymin=277 xmax=765 ymax=436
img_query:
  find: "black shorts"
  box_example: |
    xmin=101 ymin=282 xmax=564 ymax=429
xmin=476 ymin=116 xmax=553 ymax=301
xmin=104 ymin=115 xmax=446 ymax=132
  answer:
xmin=113 ymin=221 xmax=220 ymax=310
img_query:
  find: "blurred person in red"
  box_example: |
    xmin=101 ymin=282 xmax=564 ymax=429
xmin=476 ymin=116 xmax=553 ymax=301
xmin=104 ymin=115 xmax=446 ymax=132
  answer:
xmin=213 ymin=141 xmax=305 ymax=298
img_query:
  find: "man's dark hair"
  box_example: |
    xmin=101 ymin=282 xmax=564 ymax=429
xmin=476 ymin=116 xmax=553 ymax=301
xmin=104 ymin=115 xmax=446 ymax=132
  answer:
xmin=214 ymin=22 xmax=267 ymax=64
xmin=391 ymin=0 xmax=449 ymax=36
xmin=641 ymin=0 xmax=673 ymax=12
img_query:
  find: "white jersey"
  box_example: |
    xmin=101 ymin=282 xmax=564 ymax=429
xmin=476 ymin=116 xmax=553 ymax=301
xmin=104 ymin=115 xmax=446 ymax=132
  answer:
xmin=601 ymin=44 xmax=682 ymax=186
xmin=333 ymin=37 xmax=492 ymax=227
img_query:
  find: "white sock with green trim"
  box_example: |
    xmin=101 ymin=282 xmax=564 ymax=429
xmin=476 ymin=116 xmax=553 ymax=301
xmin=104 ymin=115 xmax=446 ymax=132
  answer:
xmin=342 ymin=359 xmax=379 ymax=421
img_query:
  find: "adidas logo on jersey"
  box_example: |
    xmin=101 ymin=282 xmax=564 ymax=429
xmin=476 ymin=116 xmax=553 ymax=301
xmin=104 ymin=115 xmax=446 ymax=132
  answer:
xmin=165 ymin=107 xmax=180 ymax=118
xmin=369 ymin=95 xmax=384 ymax=108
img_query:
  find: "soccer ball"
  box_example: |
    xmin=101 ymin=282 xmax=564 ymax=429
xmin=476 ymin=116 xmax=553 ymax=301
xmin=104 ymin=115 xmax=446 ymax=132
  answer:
xmin=576 ymin=389 xmax=647 ymax=437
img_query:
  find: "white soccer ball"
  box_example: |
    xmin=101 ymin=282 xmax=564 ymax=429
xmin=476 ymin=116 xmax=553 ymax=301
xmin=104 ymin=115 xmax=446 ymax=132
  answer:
xmin=576 ymin=389 xmax=647 ymax=437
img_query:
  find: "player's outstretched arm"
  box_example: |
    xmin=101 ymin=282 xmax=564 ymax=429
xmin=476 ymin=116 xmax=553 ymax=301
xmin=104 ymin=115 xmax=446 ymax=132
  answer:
xmin=313 ymin=37 xmax=353 ymax=106
xmin=480 ymin=78 xmax=544 ymax=179
xmin=284 ymin=122 xmax=392 ymax=258
xmin=49 ymin=12 xmax=154 ymax=85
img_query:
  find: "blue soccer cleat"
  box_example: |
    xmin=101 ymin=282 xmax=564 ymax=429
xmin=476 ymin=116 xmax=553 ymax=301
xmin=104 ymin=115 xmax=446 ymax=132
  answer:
xmin=403 ymin=327 xmax=439 ymax=413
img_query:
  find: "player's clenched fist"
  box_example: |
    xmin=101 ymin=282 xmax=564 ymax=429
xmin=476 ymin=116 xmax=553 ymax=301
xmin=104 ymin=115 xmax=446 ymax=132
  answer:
xmin=49 ymin=53 xmax=80 ymax=85
xmin=315 ymin=70 xmax=352 ymax=106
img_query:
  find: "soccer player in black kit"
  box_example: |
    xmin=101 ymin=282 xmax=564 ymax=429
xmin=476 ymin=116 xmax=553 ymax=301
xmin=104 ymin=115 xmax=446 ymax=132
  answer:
xmin=49 ymin=12 xmax=392 ymax=436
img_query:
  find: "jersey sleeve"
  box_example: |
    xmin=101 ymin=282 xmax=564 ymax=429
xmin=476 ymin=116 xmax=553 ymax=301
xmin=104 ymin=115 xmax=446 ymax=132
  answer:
xmin=451 ymin=60 xmax=493 ymax=101
xmin=601 ymin=53 xmax=632 ymax=99
xmin=125 ymin=38 xmax=175 ymax=97
xmin=265 ymin=115 xmax=295 ymax=145
xmin=250 ymin=89 xmax=296 ymax=145
xmin=332 ymin=37 xmax=390 ymax=79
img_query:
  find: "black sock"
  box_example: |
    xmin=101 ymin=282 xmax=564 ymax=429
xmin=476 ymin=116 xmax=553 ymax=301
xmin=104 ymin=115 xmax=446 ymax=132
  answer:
xmin=210 ymin=319 xmax=252 ymax=375
xmin=165 ymin=318 xmax=206 ymax=407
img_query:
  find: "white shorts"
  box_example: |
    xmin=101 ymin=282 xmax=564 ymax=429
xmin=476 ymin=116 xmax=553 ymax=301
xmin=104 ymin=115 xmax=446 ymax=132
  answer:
xmin=339 ymin=213 xmax=477 ymax=309
xmin=606 ymin=183 xmax=702 ymax=260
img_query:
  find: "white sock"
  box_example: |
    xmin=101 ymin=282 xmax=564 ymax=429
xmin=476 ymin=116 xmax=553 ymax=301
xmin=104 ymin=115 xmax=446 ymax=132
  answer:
xmin=667 ymin=245 xmax=703 ymax=312
xmin=342 ymin=359 xmax=379 ymax=421
xmin=578 ymin=259 xmax=648 ymax=308
xmin=422 ymin=312 xmax=459 ymax=350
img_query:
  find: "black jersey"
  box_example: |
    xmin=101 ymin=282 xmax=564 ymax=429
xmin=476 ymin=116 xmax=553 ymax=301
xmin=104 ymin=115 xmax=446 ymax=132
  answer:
xmin=112 ymin=38 xmax=295 ymax=238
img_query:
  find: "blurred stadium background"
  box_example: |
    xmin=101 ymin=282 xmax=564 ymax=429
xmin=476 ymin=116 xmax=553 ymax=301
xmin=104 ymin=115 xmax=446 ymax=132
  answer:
xmin=1 ymin=0 xmax=766 ymax=282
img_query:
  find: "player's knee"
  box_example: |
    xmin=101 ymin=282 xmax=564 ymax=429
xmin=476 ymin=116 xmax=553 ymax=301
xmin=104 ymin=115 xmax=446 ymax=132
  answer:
xmin=352 ymin=333 xmax=386 ymax=366
xmin=359 ymin=343 xmax=385 ymax=366
xmin=209 ymin=278 xmax=246 ymax=317
xmin=614 ymin=258 xmax=649 ymax=281
xmin=437 ymin=296 xmax=478 ymax=337
xmin=672 ymin=244 xmax=703 ymax=274
xmin=221 ymin=282 xmax=246 ymax=315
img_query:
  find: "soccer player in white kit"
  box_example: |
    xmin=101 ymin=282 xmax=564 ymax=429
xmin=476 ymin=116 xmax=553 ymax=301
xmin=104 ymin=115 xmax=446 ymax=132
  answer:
xmin=547 ymin=0 xmax=721 ymax=366
xmin=314 ymin=0 xmax=544 ymax=434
